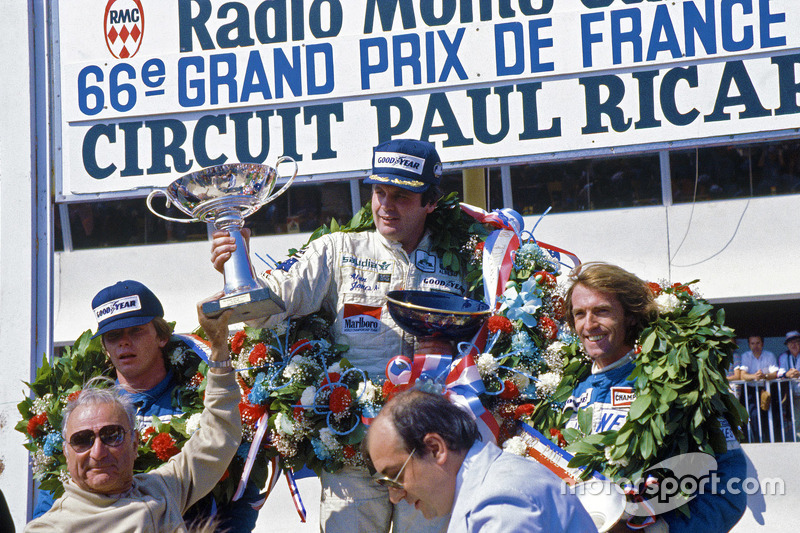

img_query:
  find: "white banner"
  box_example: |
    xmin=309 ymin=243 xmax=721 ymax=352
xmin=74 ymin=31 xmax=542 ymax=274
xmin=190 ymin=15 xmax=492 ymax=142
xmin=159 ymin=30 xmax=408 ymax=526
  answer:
xmin=54 ymin=0 xmax=800 ymax=196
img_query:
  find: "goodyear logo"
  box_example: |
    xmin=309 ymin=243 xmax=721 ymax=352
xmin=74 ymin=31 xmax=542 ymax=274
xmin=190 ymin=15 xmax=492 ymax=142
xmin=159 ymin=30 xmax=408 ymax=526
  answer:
xmin=374 ymin=152 xmax=425 ymax=176
xmin=94 ymin=295 xmax=142 ymax=321
xmin=104 ymin=0 xmax=144 ymax=59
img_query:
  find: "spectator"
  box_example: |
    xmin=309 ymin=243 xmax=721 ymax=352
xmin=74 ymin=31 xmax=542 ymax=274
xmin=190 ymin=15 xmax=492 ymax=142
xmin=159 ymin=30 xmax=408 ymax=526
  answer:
xmin=563 ymin=262 xmax=747 ymax=532
xmin=778 ymin=330 xmax=800 ymax=441
xmin=363 ymin=389 xmax=597 ymax=533
xmin=737 ymin=335 xmax=781 ymax=442
xmin=25 ymin=303 xmax=241 ymax=533
xmin=211 ymin=139 xmax=466 ymax=533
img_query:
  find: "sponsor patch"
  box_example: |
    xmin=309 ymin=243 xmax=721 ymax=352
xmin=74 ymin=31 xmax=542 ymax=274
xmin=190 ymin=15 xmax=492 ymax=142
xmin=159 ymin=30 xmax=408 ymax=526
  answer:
xmin=94 ymin=295 xmax=142 ymax=321
xmin=564 ymin=388 xmax=593 ymax=411
xmin=611 ymin=387 xmax=635 ymax=408
xmin=374 ymin=152 xmax=426 ymax=175
xmin=341 ymin=254 xmax=393 ymax=273
xmin=377 ymin=273 xmax=391 ymax=283
xmin=342 ymin=304 xmax=381 ymax=333
xmin=415 ymin=251 xmax=436 ymax=273
xmin=104 ymin=0 xmax=145 ymax=59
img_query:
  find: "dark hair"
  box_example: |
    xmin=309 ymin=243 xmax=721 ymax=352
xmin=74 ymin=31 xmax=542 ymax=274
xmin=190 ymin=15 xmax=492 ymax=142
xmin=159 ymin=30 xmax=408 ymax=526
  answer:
xmin=420 ymin=185 xmax=443 ymax=207
xmin=372 ymin=390 xmax=480 ymax=458
xmin=747 ymin=335 xmax=764 ymax=343
xmin=564 ymin=262 xmax=657 ymax=345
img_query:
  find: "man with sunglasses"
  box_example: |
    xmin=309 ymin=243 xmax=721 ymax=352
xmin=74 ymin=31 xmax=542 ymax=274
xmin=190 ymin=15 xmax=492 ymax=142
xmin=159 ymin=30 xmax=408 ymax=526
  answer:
xmin=25 ymin=302 xmax=241 ymax=533
xmin=364 ymin=390 xmax=597 ymax=532
xmin=31 ymin=281 xmax=260 ymax=532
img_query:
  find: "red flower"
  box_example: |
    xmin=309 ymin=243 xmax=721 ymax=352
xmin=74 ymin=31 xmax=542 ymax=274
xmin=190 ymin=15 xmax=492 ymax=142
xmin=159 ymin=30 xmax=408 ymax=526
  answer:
xmin=230 ymin=330 xmax=247 ymax=355
xmin=151 ymin=432 xmax=180 ymax=461
xmin=343 ymin=445 xmax=357 ymax=459
xmin=513 ymin=403 xmax=536 ymax=420
xmin=535 ymin=271 xmax=557 ymax=288
xmin=475 ymin=242 xmax=485 ymax=253
xmin=248 ymin=343 xmax=268 ymax=365
xmin=142 ymin=426 xmax=157 ymax=440
xmin=496 ymin=402 xmax=517 ymax=419
xmin=382 ymin=380 xmax=398 ymax=401
xmin=66 ymin=390 xmax=82 ymax=403
xmin=671 ymin=282 xmax=693 ymax=295
xmin=239 ymin=400 xmax=267 ymax=426
xmin=290 ymin=339 xmax=312 ymax=355
xmin=549 ymin=428 xmax=567 ymax=448
xmin=538 ymin=316 xmax=558 ymax=341
xmin=329 ymin=387 xmax=352 ymax=414
xmin=27 ymin=413 xmax=48 ymax=437
xmin=647 ymin=282 xmax=662 ymax=296
xmin=487 ymin=315 xmax=514 ymax=334
xmin=320 ymin=373 xmax=341 ymax=387
xmin=499 ymin=380 xmax=519 ymax=400
xmin=189 ymin=372 xmax=204 ymax=388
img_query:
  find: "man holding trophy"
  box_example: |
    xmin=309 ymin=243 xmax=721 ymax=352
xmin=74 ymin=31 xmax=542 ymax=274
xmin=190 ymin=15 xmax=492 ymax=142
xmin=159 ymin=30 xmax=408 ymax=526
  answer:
xmin=210 ymin=139 xmax=462 ymax=533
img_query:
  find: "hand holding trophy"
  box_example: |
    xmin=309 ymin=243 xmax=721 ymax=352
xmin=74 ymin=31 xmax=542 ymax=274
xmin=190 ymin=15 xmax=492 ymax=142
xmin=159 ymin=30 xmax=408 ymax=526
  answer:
xmin=147 ymin=158 xmax=298 ymax=323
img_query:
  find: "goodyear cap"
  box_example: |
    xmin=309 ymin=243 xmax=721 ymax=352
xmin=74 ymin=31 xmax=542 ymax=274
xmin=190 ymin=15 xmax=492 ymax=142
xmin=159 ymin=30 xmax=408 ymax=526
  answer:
xmin=91 ymin=280 xmax=164 ymax=338
xmin=365 ymin=139 xmax=442 ymax=193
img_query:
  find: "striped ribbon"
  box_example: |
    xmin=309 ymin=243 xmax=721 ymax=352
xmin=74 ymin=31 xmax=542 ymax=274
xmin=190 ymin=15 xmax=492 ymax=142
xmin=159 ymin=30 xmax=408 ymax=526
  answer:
xmin=286 ymin=469 xmax=308 ymax=522
xmin=233 ymin=411 xmax=271 ymax=501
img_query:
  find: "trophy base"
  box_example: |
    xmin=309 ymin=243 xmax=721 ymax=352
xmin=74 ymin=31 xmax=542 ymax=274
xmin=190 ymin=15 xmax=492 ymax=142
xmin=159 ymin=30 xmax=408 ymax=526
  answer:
xmin=202 ymin=286 xmax=285 ymax=324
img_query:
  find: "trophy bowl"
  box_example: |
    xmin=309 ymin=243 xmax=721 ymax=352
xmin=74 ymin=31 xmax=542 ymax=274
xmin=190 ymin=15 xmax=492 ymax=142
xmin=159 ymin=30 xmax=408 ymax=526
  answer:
xmin=146 ymin=159 xmax=298 ymax=323
xmin=571 ymin=479 xmax=627 ymax=533
xmin=386 ymin=290 xmax=490 ymax=340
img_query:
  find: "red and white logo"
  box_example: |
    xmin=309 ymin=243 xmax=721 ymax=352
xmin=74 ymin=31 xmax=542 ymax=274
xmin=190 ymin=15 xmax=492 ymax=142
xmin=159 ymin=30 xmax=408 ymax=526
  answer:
xmin=611 ymin=387 xmax=635 ymax=408
xmin=342 ymin=304 xmax=381 ymax=333
xmin=104 ymin=0 xmax=144 ymax=59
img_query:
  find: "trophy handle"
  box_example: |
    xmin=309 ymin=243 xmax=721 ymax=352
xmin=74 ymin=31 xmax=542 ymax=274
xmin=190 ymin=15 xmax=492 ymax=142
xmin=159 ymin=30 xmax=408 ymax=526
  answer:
xmin=261 ymin=156 xmax=299 ymax=205
xmin=146 ymin=190 xmax=199 ymax=224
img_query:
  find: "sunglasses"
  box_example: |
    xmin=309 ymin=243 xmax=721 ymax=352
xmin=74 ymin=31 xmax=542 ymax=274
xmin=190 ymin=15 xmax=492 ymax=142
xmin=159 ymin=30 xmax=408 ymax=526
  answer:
xmin=372 ymin=448 xmax=415 ymax=490
xmin=68 ymin=424 xmax=127 ymax=453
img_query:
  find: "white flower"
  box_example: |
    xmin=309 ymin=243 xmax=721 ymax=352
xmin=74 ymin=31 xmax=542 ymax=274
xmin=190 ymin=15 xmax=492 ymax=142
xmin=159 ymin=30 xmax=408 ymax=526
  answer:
xmin=327 ymin=362 xmax=343 ymax=375
xmin=169 ymin=346 xmax=188 ymax=365
xmin=502 ymin=436 xmax=528 ymax=456
xmin=275 ymin=412 xmax=296 ymax=435
xmin=271 ymin=322 xmax=288 ymax=336
xmin=33 ymin=394 xmax=53 ymax=414
xmin=319 ymin=428 xmax=340 ymax=451
xmin=300 ymin=386 xmax=317 ymax=407
xmin=185 ymin=413 xmax=202 ymax=435
xmin=605 ymin=447 xmax=630 ymax=467
xmin=510 ymin=372 xmax=530 ymax=390
xmin=477 ymin=353 xmax=500 ymax=376
xmin=356 ymin=380 xmax=379 ymax=404
xmin=536 ymin=371 xmax=562 ymax=398
xmin=655 ymin=293 xmax=680 ymax=314
xmin=544 ymin=342 xmax=566 ymax=372
xmin=283 ymin=356 xmax=309 ymax=378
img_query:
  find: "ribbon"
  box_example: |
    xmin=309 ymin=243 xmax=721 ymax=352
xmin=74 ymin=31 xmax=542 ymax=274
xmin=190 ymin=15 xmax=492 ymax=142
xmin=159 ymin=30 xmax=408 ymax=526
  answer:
xmin=384 ymin=346 xmax=499 ymax=443
xmin=286 ymin=469 xmax=308 ymax=522
xmin=233 ymin=411 xmax=271 ymax=501
xmin=175 ymin=333 xmax=212 ymax=363
xmin=248 ymin=456 xmax=282 ymax=511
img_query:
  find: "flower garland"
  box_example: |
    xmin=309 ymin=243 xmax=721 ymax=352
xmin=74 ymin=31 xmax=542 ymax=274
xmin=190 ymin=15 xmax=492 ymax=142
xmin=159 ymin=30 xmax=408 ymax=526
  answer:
xmin=16 ymin=328 xmax=244 ymax=503
xmin=513 ymin=282 xmax=746 ymax=495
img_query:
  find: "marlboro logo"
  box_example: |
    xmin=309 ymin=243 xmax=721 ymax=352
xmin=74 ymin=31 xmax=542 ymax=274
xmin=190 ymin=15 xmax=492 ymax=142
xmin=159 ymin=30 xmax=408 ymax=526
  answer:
xmin=611 ymin=387 xmax=635 ymax=408
xmin=343 ymin=304 xmax=381 ymax=332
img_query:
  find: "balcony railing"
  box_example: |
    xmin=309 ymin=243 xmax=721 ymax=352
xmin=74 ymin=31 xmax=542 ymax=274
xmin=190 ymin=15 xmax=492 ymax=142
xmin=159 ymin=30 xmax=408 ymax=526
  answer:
xmin=729 ymin=379 xmax=799 ymax=444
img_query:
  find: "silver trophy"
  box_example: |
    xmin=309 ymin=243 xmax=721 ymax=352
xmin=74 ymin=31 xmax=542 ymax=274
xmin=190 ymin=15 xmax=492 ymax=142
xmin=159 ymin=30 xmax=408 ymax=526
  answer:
xmin=146 ymin=159 xmax=298 ymax=323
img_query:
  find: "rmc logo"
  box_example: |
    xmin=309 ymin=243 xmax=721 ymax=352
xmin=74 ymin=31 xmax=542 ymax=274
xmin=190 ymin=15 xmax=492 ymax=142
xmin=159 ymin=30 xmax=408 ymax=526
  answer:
xmin=104 ymin=0 xmax=144 ymax=59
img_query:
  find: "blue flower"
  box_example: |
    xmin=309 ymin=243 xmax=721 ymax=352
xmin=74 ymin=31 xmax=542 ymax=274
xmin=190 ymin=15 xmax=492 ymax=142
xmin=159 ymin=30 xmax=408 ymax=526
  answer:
xmin=43 ymin=432 xmax=63 ymax=457
xmin=312 ymin=438 xmax=331 ymax=460
xmin=248 ymin=373 xmax=270 ymax=405
xmin=501 ymin=278 xmax=542 ymax=328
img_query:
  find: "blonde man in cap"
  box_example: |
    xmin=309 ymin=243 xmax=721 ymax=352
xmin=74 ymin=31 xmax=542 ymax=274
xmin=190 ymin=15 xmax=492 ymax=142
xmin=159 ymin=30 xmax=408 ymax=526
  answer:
xmin=211 ymin=139 xmax=460 ymax=533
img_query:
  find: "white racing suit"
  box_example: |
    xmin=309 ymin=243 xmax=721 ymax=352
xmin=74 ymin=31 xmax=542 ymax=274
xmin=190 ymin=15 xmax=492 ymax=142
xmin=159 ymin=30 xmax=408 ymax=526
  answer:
xmin=256 ymin=229 xmax=465 ymax=533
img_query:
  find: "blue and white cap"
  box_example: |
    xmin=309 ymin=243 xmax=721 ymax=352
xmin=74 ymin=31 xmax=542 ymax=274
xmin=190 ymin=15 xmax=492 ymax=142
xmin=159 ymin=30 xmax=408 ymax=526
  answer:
xmin=365 ymin=139 xmax=442 ymax=193
xmin=91 ymin=280 xmax=164 ymax=338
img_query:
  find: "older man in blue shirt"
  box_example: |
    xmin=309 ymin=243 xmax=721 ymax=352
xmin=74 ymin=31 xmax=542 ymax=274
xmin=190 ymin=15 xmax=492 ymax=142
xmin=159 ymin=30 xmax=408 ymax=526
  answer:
xmin=363 ymin=390 xmax=597 ymax=533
